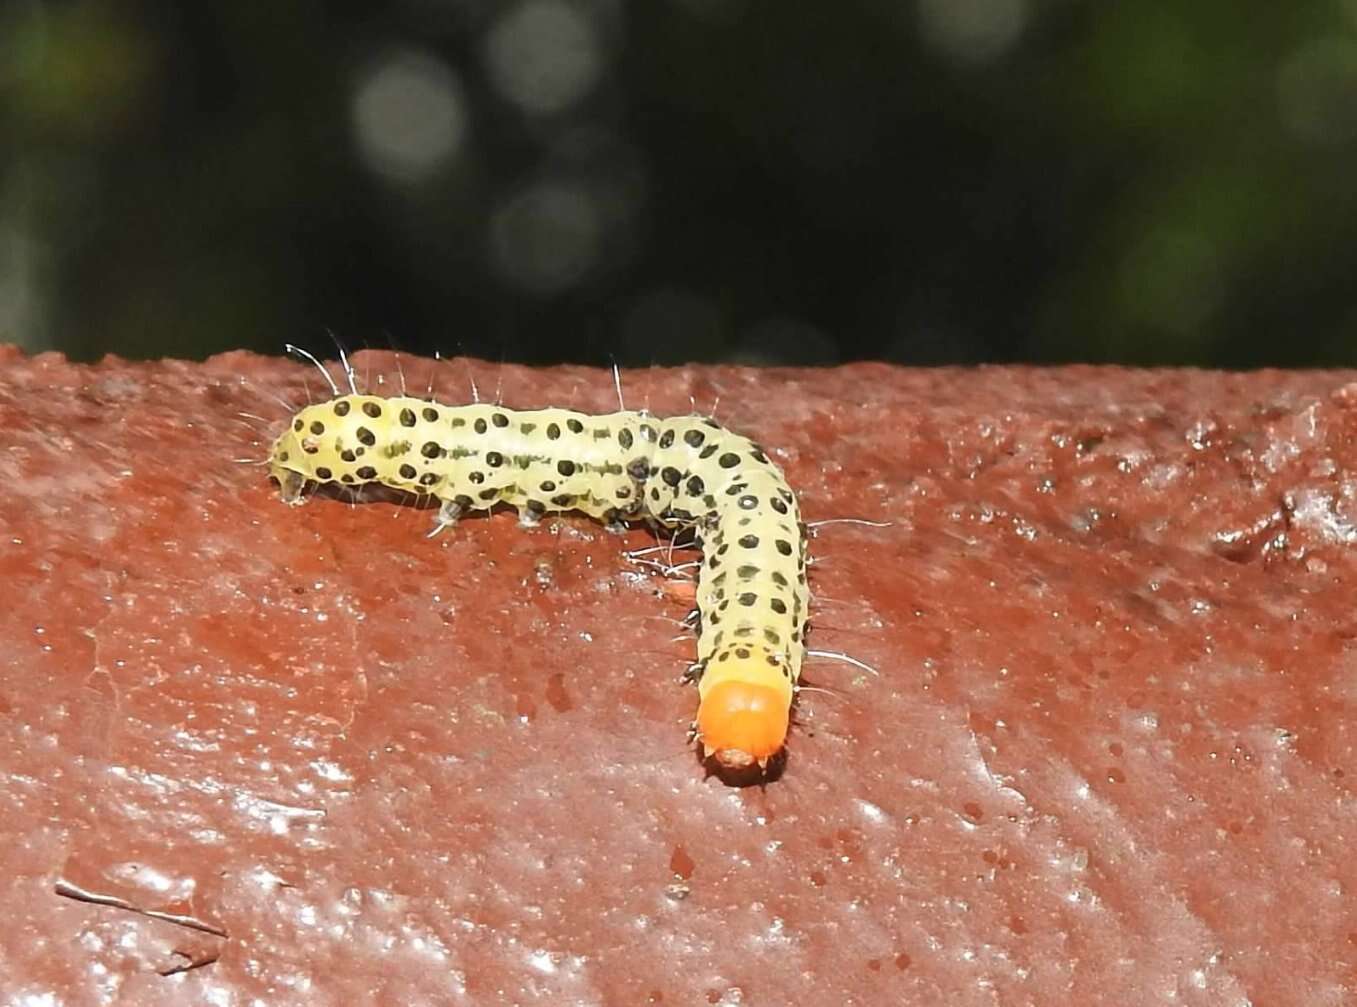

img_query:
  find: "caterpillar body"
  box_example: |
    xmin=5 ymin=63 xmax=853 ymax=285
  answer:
xmin=267 ymin=391 xmax=810 ymax=771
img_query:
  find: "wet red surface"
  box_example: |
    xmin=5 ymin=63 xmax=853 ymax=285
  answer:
xmin=3 ymin=348 xmax=1357 ymax=1004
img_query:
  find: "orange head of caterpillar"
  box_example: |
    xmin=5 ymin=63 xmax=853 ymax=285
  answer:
xmin=694 ymin=645 xmax=795 ymax=772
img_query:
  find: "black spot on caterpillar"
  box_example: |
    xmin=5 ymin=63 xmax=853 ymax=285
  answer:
xmin=267 ymin=387 xmax=809 ymax=772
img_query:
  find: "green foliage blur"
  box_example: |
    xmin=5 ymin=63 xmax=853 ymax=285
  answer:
xmin=2 ymin=0 xmax=1355 ymax=367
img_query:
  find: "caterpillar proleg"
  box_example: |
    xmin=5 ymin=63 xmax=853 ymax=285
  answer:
xmin=266 ymin=380 xmax=810 ymax=772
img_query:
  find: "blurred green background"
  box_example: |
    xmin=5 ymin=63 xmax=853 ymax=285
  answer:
xmin=2 ymin=0 xmax=1356 ymax=367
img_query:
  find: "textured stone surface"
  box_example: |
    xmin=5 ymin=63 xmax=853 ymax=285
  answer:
xmin=3 ymin=348 xmax=1357 ymax=1004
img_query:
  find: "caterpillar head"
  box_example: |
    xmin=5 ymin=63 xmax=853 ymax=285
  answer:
xmin=695 ymin=645 xmax=795 ymax=771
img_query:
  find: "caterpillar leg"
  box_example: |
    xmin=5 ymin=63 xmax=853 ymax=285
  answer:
xmin=680 ymin=658 xmax=706 ymax=685
xmin=426 ymin=498 xmax=464 ymax=538
xmin=603 ymin=509 xmax=631 ymax=535
xmin=275 ymin=469 xmax=308 ymax=506
xmin=517 ymin=504 xmax=543 ymax=529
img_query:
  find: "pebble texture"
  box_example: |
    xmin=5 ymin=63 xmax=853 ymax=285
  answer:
xmin=3 ymin=348 xmax=1356 ymax=1005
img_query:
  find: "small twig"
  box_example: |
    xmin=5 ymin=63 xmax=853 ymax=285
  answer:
xmin=55 ymin=879 xmax=230 ymax=938
xmin=158 ymin=949 xmax=222 ymax=977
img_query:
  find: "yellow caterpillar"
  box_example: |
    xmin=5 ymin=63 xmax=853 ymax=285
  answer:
xmin=266 ymin=378 xmax=810 ymax=772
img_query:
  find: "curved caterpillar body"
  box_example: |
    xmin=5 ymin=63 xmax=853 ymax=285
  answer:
xmin=267 ymin=392 xmax=809 ymax=771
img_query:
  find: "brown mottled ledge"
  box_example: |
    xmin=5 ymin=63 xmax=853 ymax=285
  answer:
xmin=2 ymin=348 xmax=1355 ymax=1004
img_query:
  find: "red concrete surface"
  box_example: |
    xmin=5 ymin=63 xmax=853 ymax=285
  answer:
xmin=2 ymin=347 xmax=1356 ymax=1005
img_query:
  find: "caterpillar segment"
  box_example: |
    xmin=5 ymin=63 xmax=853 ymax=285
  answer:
xmin=267 ymin=392 xmax=810 ymax=772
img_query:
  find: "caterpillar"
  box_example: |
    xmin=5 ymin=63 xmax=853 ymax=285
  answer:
xmin=264 ymin=363 xmax=810 ymax=773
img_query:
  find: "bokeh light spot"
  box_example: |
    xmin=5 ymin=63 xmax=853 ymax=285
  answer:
xmin=1118 ymin=227 xmax=1222 ymax=335
xmin=352 ymin=49 xmax=467 ymax=185
xmin=667 ymin=0 xmax=750 ymax=23
xmin=484 ymin=1 xmax=603 ymax=115
xmin=733 ymin=318 xmax=836 ymax=365
xmin=489 ymin=181 xmax=600 ymax=293
xmin=917 ymin=0 xmax=1027 ymax=66
xmin=0 ymin=224 xmax=42 ymax=350
xmin=619 ymin=287 xmax=725 ymax=364
xmin=1277 ymin=39 xmax=1357 ymax=146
